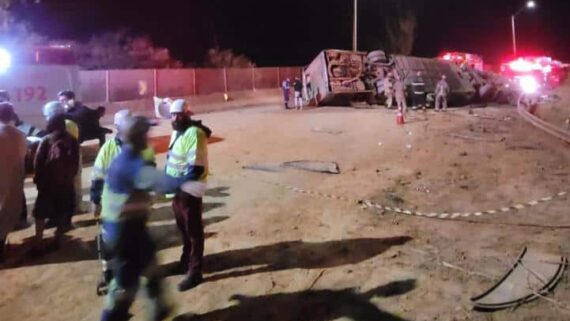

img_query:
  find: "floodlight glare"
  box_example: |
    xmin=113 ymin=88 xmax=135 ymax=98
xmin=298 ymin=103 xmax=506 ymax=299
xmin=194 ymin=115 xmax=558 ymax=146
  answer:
xmin=0 ymin=48 xmax=12 ymax=73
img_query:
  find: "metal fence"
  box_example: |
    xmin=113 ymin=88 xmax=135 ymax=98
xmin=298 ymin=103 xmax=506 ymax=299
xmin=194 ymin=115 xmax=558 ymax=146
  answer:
xmin=79 ymin=66 xmax=302 ymax=103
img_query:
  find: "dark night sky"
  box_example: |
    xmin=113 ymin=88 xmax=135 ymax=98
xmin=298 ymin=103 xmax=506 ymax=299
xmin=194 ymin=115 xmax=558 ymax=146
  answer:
xmin=11 ymin=0 xmax=570 ymax=66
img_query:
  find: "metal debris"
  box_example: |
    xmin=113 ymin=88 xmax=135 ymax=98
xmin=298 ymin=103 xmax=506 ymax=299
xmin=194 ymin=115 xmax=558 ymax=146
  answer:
xmin=471 ymin=247 xmax=567 ymax=311
xmin=282 ymin=160 xmax=341 ymax=174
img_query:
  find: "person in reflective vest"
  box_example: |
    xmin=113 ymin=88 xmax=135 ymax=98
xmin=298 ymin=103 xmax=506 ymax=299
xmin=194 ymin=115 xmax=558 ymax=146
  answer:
xmin=90 ymin=109 xmax=156 ymax=293
xmin=165 ymin=99 xmax=212 ymax=292
xmin=100 ymin=116 xmax=181 ymax=321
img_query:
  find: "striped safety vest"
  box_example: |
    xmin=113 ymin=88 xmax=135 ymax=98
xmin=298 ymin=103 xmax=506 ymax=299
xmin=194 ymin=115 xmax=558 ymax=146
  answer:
xmin=165 ymin=126 xmax=208 ymax=182
xmin=92 ymin=138 xmax=155 ymax=181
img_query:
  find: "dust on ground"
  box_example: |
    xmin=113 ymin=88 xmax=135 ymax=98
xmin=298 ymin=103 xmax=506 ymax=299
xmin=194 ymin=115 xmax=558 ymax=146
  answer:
xmin=1 ymin=88 xmax=570 ymax=321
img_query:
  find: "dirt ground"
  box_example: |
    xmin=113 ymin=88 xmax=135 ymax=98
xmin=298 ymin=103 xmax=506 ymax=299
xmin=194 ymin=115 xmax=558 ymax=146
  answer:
xmin=2 ymin=86 xmax=570 ymax=321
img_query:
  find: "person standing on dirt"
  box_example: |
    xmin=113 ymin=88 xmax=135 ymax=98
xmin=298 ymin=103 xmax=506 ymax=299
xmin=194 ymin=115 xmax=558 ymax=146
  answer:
xmin=383 ymin=72 xmax=394 ymax=109
xmin=39 ymin=101 xmax=81 ymax=231
xmin=99 ymin=116 xmax=181 ymax=321
xmin=32 ymin=110 xmax=79 ymax=254
xmin=435 ymin=75 xmax=450 ymax=112
xmin=0 ymin=103 xmax=27 ymax=262
xmin=57 ymin=91 xmax=87 ymax=217
xmin=90 ymin=109 xmax=156 ymax=292
xmin=394 ymin=74 xmax=407 ymax=114
xmin=293 ymin=77 xmax=304 ymax=110
xmin=281 ymin=78 xmax=291 ymax=109
xmin=411 ymin=71 xmax=426 ymax=111
xmin=0 ymin=91 xmax=32 ymax=231
xmin=165 ymin=99 xmax=212 ymax=292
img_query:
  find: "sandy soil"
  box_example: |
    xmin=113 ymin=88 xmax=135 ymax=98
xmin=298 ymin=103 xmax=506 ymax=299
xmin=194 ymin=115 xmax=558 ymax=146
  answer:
xmin=1 ymin=87 xmax=570 ymax=321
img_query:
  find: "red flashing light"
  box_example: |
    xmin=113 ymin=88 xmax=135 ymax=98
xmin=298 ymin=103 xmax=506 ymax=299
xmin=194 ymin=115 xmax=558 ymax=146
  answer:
xmin=508 ymin=58 xmax=536 ymax=73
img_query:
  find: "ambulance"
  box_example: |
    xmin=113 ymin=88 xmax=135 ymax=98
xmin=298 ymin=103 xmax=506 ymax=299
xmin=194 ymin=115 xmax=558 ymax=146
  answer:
xmin=0 ymin=45 xmax=81 ymax=128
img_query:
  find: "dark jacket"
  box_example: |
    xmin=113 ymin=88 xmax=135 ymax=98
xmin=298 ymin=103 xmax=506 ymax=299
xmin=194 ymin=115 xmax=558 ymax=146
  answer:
xmin=67 ymin=103 xmax=107 ymax=142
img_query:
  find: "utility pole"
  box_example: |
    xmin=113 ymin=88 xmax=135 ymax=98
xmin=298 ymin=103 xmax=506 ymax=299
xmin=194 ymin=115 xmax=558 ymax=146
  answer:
xmin=352 ymin=0 xmax=358 ymax=51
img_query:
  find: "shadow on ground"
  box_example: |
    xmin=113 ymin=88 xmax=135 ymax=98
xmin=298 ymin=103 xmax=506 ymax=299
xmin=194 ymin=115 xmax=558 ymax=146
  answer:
xmin=174 ymin=279 xmax=415 ymax=321
xmin=163 ymin=237 xmax=412 ymax=282
xmin=0 ymin=215 xmax=229 ymax=270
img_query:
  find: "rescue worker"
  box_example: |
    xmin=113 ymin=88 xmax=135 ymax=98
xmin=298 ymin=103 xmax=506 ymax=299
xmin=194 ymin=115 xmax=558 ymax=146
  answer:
xmin=383 ymin=72 xmax=394 ymax=109
xmin=41 ymin=101 xmax=82 ymax=228
xmin=0 ymin=103 xmax=27 ymax=262
xmin=435 ymin=75 xmax=450 ymax=112
xmin=32 ymin=111 xmax=79 ymax=253
xmin=411 ymin=71 xmax=426 ymax=111
xmin=100 ymin=116 xmax=181 ymax=321
xmin=165 ymin=99 xmax=212 ymax=292
xmin=281 ymin=78 xmax=290 ymax=109
xmin=293 ymin=77 xmax=303 ymax=110
xmin=394 ymin=74 xmax=407 ymax=114
xmin=91 ymin=109 xmax=156 ymax=291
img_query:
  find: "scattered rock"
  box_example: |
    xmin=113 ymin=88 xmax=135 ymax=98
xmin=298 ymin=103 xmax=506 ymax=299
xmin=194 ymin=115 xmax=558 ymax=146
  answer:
xmin=389 ymin=251 xmax=401 ymax=259
xmin=459 ymin=152 xmax=468 ymax=157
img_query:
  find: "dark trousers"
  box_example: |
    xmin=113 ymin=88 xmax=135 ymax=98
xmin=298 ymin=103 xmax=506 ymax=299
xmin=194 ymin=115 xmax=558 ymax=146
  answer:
xmin=101 ymin=219 xmax=165 ymax=321
xmin=413 ymin=93 xmax=426 ymax=107
xmin=20 ymin=191 xmax=27 ymax=222
xmin=172 ymin=192 xmax=204 ymax=275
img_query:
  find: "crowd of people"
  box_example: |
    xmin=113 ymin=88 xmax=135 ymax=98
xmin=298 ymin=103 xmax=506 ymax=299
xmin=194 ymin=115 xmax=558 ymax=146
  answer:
xmin=0 ymin=91 xmax=211 ymax=321
xmin=379 ymin=71 xmax=450 ymax=113
xmin=280 ymin=71 xmax=451 ymax=113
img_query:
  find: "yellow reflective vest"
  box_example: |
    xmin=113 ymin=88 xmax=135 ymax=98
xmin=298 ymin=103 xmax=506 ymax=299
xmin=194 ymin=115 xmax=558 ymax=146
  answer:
xmin=165 ymin=126 xmax=208 ymax=182
xmin=92 ymin=138 xmax=155 ymax=181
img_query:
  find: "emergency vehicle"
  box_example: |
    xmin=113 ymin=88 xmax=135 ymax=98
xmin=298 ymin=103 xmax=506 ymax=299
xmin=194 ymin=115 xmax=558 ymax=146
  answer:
xmin=439 ymin=52 xmax=484 ymax=72
xmin=0 ymin=45 xmax=81 ymax=127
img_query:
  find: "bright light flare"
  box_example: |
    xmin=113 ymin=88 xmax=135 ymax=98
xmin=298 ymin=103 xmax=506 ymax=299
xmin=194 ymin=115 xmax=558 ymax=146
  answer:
xmin=527 ymin=1 xmax=536 ymax=9
xmin=509 ymin=58 xmax=536 ymax=73
xmin=519 ymin=75 xmax=539 ymax=94
xmin=0 ymin=48 xmax=12 ymax=73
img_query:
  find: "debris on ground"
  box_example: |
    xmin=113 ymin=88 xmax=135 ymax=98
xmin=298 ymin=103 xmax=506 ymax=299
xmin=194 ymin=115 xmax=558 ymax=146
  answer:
xmin=471 ymin=247 xmax=568 ymax=311
xmin=312 ymin=128 xmax=343 ymax=135
xmin=242 ymin=164 xmax=284 ymax=172
xmin=282 ymin=160 xmax=341 ymax=174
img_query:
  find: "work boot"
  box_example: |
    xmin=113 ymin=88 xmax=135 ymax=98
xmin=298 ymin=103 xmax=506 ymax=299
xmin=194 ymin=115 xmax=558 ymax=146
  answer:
xmin=178 ymin=273 xmax=203 ymax=292
xmin=154 ymin=304 xmax=176 ymax=321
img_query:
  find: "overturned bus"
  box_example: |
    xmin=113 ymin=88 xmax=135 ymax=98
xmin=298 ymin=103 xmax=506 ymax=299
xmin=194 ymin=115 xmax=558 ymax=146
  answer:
xmin=304 ymin=49 xmax=513 ymax=107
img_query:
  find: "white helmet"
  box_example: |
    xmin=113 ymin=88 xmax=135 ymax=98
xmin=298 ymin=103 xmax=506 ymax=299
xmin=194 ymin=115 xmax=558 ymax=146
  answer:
xmin=43 ymin=101 xmax=65 ymax=119
xmin=114 ymin=109 xmax=132 ymax=127
xmin=169 ymin=99 xmax=193 ymax=115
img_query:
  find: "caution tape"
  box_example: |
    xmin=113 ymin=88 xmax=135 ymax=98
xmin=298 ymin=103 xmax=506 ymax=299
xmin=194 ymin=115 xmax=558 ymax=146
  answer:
xmin=258 ymin=178 xmax=568 ymax=221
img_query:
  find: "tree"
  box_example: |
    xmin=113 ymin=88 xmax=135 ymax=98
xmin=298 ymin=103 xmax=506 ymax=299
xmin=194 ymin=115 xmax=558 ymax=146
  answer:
xmin=205 ymin=48 xmax=254 ymax=68
xmin=75 ymin=30 xmax=182 ymax=70
xmin=0 ymin=20 xmax=46 ymax=46
xmin=384 ymin=0 xmax=417 ymax=55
